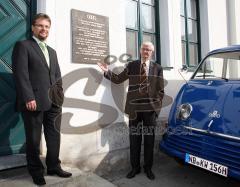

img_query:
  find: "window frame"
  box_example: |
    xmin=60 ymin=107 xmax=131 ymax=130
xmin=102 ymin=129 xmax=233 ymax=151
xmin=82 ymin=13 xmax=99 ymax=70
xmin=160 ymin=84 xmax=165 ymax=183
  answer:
xmin=181 ymin=0 xmax=201 ymax=67
xmin=126 ymin=0 xmax=160 ymax=63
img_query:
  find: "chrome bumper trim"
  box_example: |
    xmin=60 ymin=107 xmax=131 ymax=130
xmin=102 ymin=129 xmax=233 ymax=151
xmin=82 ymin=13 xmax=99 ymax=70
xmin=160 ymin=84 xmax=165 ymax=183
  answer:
xmin=183 ymin=126 xmax=240 ymax=141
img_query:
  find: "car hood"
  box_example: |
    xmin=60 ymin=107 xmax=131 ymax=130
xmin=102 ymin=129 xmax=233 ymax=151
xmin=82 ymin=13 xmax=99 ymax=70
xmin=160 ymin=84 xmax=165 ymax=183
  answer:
xmin=174 ymin=80 xmax=240 ymax=138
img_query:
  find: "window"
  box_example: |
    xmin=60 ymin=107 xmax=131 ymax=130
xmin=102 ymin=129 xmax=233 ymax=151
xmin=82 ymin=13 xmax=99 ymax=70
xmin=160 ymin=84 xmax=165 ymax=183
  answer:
xmin=193 ymin=52 xmax=240 ymax=80
xmin=125 ymin=0 xmax=159 ymax=61
xmin=181 ymin=0 xmax=200 ymax=66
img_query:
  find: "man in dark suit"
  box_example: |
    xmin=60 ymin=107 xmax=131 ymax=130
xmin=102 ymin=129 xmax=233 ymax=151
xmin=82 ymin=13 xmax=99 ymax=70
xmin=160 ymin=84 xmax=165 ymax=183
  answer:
xmin=98 ymin=42 xmax=164 ymax=180
xmin=12 ymin=13 xmax=71 ymax=185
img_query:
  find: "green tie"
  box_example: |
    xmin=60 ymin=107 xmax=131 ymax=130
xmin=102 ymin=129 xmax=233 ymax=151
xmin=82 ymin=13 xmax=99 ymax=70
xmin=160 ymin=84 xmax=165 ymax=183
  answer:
xmin=39 ymin=42 xmax=50 ymax=67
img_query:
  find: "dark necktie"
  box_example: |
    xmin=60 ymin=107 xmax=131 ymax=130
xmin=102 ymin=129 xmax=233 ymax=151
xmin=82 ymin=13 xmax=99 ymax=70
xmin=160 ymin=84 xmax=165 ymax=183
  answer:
xmin=139 ymin=62 xmax=148 ymax=94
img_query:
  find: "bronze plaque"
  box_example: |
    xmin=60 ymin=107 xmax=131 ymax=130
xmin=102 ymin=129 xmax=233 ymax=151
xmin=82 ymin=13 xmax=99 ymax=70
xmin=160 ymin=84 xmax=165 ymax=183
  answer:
xmin=71 ymin=9 xmax=109 ymax=64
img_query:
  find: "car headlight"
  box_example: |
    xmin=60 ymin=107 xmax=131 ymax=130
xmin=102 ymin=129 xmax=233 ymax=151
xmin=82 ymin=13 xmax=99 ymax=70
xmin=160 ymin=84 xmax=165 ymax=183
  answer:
xmin=177 ymin=103 xmax=192 ymax=120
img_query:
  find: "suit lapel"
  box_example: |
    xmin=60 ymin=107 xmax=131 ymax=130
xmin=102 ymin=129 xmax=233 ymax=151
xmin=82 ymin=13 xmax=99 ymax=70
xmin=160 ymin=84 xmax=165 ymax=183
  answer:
xmin=30 ymin=39 xmax=50 ymax=70
xmin=149 ymin=61 xmax=154 ymax=77
xmin=148 ymin=61 xmax=156 ymax=85
xmin=134 ymin=60 xmax=141 ymax=74
xmin=47 ymin=46 xmax=53 ymax=70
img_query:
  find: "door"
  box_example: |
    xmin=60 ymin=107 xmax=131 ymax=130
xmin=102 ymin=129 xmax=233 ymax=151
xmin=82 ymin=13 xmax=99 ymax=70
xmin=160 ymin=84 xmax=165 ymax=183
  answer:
xmin=0 ymin=0 xmax=36 ymax=156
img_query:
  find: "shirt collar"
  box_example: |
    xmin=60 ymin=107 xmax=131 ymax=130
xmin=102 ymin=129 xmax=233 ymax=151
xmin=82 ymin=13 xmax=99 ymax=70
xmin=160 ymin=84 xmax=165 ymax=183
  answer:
xmin=33 ymin=36 xmax=47 ymax=47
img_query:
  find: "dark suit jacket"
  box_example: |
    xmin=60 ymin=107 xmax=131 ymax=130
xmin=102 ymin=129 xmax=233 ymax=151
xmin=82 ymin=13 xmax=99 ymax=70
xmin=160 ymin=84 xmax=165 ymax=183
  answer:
xmin=12 ymin=38 xmax=63 ymax=111
xmin=104 ymin=60 xmax=164 ymax=116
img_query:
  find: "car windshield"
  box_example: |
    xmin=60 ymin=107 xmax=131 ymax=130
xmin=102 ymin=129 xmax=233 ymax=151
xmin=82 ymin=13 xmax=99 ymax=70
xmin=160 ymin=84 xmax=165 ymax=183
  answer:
xmin=193 ymin=51 xmax=240 ymax=80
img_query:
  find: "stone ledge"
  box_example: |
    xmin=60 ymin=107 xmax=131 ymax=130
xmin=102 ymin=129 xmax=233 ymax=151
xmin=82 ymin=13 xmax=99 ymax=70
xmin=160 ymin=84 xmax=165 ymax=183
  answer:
xmin=0 ymin=154 xmax=26 ymax=171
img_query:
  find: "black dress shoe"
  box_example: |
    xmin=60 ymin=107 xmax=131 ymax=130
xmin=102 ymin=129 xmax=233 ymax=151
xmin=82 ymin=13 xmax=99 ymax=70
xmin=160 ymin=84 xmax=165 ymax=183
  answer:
xmin=144 ymin=169 xmax=155 ymax=180
xmin=126 ymin=168 xmax=141 ymax=179
xmin=32 ymin=175 xmax=46 ymax=186
xmin=47 ymin=168 xmax=72 ymax=178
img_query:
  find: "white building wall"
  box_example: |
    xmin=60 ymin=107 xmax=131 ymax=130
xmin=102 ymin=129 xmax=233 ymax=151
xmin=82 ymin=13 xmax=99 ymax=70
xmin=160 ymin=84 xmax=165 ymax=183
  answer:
xmin=38 ymin=0 xmax=131 ymax=169
xmin=236 ymin=0 xmax=240 ymax=43
xmin=199 ymin=0 xmax=210 ymax=58
xmin=205 ymin=0 xmax=228 ymax=50
xmin=226 ymin=0 xmax=240 ymax=45
xmin=36 ymin=0 xmax=239 ymax=170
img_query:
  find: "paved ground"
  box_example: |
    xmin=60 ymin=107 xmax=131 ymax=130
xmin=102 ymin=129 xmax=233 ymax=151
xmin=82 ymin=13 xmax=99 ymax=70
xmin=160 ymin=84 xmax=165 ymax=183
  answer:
xmin=101 ymin=151 xmax=240 ymax=187
xmin=0 ymin=167 xmax=116 ymax=187
xmin=0 ymin=151 xmax=239 ymax=187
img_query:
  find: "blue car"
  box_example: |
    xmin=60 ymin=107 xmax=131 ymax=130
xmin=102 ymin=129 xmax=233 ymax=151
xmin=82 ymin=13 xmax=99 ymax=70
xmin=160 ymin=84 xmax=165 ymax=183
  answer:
xmin=160 ymin=45 xmax=240 ymax=180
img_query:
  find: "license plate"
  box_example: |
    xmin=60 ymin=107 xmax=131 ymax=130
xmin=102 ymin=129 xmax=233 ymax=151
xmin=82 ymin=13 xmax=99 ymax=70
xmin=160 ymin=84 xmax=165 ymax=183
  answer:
xmin=185 ymin=153 xmax=228 ymax=177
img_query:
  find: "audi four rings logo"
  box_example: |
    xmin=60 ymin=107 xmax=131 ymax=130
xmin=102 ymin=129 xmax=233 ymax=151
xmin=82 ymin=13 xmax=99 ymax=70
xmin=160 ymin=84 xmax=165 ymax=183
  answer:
xmin=209 ymin=110 xmax=221 ymax=118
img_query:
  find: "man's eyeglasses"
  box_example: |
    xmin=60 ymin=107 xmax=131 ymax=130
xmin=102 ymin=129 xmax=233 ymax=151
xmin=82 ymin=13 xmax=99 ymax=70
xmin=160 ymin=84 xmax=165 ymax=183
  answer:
xmin=141 ymin=48 xmax=153 ymax=52
xmin=34 ymin=24 xmax=50 ymax=29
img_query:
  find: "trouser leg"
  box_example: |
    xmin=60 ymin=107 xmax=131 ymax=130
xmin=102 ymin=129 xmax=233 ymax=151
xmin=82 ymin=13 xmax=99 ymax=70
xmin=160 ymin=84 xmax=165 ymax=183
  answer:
xmin=43 ymin=104 xmax=62 ymax=170
xmin=129 ymin=114 xmax=142 ymax=169
xmin=142 ymin=112 xmax=156 ymax=170
xmin=22 ymin=111 xmax=44 ymax=176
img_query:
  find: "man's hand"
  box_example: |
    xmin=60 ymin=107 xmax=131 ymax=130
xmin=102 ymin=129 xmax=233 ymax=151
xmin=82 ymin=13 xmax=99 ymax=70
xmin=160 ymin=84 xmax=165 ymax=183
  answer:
xmin=26 ymin=100 xmax=37 ymax=111
xmin=97 ymin=62 xmax=108 ymax=72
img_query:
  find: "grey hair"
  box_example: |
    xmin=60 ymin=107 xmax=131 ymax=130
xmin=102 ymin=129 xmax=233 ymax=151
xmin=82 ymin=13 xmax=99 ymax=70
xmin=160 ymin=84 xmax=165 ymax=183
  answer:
xmin=141 ymin=41 xmax=154 ymax=51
